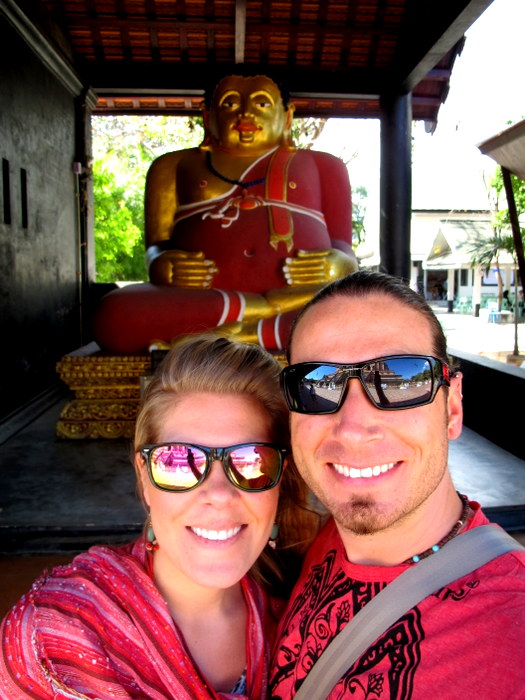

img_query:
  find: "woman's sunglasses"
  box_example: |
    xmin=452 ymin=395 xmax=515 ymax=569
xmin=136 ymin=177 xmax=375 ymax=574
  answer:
xmin=281 ymin=354 xmax=450 ymax=414
xmin=140 ymin=442 xmax=287 ymax=492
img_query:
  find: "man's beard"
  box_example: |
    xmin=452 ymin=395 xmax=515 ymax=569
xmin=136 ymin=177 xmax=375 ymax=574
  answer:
xmin=298 ymin=468 xmax=391 ymax=535
xmin=322 ymin=496 xmax=391 ymax=536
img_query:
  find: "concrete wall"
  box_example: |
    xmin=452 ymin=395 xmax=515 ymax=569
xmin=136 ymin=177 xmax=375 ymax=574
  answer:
xmin=0 ymin=17 xmax=82 ymax=419
xmin=449 ymin=348 xmax=525 ymax=461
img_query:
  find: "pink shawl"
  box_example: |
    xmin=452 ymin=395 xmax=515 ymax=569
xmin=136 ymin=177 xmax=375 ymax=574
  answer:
xmin=0 ymin=539 xmax=275 ymax=699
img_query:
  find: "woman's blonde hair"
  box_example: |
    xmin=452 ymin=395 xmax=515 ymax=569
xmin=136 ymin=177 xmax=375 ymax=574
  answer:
xmin=134 ymin=334 xmax=321 ymax=596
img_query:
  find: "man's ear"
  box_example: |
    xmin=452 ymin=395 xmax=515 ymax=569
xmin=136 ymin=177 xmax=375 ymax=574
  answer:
xmin=447 ymin=372 xmax=463 ymax=441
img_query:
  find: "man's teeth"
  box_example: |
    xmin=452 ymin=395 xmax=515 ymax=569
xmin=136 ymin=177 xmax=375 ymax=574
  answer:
xmin=333 ymin=463 xmax=395 ymax=478
xmin=191 ymin=526 xmax=242 ymax=541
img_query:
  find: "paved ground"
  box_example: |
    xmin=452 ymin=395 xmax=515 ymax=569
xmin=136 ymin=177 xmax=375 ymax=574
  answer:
xmin=434 ymin=304 xmax=525 ymax=362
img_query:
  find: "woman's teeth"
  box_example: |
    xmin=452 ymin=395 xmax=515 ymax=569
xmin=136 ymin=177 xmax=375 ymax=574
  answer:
xmin=191 ymin=526 xmax=242 ymax=541
xmin=332 ymin=462 xmax=395 ymax=478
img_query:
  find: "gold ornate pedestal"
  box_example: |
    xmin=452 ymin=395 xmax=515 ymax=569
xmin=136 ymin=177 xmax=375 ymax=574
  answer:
xmin=56 ymin=349 xmax=151 ymax=439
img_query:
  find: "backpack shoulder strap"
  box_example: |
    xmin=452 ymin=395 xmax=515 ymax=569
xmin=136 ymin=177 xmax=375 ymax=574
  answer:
xmin=292 ymin=525 xmax=523 ymax=700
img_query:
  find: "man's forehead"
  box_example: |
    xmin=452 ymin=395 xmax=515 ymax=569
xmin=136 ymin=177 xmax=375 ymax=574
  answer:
xmin=289 ymin=293 xmax=433 ymax=360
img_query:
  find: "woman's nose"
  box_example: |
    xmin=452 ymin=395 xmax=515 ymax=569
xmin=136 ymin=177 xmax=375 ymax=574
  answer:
xmin=200 ymin=460 xmax=238 ymax=502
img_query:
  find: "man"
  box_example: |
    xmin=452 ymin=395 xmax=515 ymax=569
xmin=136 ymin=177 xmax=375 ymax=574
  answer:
xmin=93 ymin=70 xmax=357 ymax=353
xmin=270 ymin=270 xmax=525 ymax=698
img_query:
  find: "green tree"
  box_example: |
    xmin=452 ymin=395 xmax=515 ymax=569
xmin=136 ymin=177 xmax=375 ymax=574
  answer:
xmin=461 ymin=162 xmax=525 ymax=354
xmin=479 ymin=166 xmax=525 ymax=307
xmin=460 ymin=164 xmax=524 ymax=309
xmin=291 ymin=117 xmax=328 ymax=149
xmin=490 ymin=167 xmax=525 ymax=243
xmin=93 ymin=164 xmax=146 ymax=280
xmin=92 ymin=115 xmax=204 ymax=281
xmin=351 ymin=184 xmax=368 ymax=247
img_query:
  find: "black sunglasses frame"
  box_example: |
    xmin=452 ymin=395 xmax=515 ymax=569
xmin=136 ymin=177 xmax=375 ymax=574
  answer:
xmin=140 ymin=441 xmax=287 ymax=492
xmin=281 ymin=354 xmax=450 ymax=414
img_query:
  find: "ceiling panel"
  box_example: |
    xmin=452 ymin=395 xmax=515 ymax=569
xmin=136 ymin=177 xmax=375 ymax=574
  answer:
xmin=6 ymin=0 xmax=495 ymax=129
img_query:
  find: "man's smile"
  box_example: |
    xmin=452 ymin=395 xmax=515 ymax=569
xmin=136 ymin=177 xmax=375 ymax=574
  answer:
xmin=331 ymin=462 xmax=397 ymax=479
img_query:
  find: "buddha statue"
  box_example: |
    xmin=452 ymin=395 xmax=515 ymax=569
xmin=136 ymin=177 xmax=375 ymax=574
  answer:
xmin=92 ymin=71 xmax=357 ymax=353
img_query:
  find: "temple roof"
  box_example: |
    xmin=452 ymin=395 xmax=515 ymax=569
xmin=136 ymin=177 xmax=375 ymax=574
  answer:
xmin=478 ymin=119 xmax=525 ymax=181
xmin=6 ymin=0 xmax=495 ymax=131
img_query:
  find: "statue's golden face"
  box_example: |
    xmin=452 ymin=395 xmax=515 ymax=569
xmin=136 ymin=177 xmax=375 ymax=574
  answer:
xmin=207 ymin=75 xmax=290 ymax=153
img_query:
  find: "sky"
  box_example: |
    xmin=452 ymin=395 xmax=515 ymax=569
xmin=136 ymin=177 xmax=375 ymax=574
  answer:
xmin=313 ymin=0 xmax=525 ymax=245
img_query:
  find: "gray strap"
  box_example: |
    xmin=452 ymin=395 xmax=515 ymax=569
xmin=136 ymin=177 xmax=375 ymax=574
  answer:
xmin=292 ymin=525 xmax=523 ymax=700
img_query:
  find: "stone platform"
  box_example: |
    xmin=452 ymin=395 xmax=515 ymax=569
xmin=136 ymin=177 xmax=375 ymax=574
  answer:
xmin=55 ymin=343 xmax=151 ymax=439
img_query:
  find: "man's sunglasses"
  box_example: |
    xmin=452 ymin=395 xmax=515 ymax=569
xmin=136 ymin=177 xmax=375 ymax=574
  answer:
xmin=281 ymin=354 xmax=450 ymax=414
xmin=140 ymin=442 xmax=287 ymax=492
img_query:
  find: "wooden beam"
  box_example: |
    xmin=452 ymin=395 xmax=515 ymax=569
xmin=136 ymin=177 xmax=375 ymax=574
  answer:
xmin=394 ymin=0 xmax=494 ymax=92
xmin=235 ymin=0 xmax=246 ymax=64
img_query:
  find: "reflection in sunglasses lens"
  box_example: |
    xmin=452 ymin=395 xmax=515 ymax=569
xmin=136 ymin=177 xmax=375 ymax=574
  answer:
xmin=149 ymin=444 xmax=281 ymax=491
xmin=290 ymin=356 xmax=437 ymax=412
xmin=229 ymin=445 xmax=279 ymax=489
xmin=365 ymin=358 xmax=432 ymax=408
xmin=297 ymin=365 xmax=341 ymax=413
xmin=151 ymin=445 xmax=207 ymax=490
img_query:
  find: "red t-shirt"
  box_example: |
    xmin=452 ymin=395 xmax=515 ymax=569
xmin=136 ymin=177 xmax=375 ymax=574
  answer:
xmin=270 ymin=502 xmax=525 ymax=699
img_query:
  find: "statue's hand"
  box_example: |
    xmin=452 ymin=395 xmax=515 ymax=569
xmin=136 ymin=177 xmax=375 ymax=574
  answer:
xmin=283 ymin=248 xmax=358 ymax=286
xmin=149 ymin=250 xmax=218 ymax=288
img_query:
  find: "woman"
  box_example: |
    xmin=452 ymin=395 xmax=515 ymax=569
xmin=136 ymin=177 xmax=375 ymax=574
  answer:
xmin=0 ymin=335 xmax=319 ymax=699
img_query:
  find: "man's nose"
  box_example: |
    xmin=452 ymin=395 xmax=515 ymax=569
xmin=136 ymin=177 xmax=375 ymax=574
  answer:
xmin=331 ymin=377 xmax=383 ymax=437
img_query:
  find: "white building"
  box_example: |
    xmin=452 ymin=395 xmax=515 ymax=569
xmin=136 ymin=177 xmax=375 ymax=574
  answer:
xmin=410 ymin=209 xmax=518 ymax=313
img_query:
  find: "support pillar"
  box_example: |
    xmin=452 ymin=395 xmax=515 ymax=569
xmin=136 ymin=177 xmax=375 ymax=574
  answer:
xmin=473 ymin=267 xmax=482 ymax=317
xmin=447 ymin=268 xmax=455 ymax=312
xmin=379 ymin=92 xmax=412 ymax=281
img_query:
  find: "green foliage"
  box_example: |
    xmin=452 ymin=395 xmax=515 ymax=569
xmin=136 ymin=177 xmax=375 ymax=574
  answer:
xmin=291 ymin=118 xmax=328 ymax=149
xmin=488 ymin=167 xmax=525 ymax=237
xmin=93 ymin=164 xmax=147 ymax=281
xmin=459 ymin=230 xmax=515 ymax=304
xmin=469 ymin=232 xmax=516 ymax=271
xmin=351 ymin=185 xmax=368 ymax=247
xmin=461 ymin=156 xmax=525 ymax=311
xmin=92 ymin=115 xmax=204 ymax=282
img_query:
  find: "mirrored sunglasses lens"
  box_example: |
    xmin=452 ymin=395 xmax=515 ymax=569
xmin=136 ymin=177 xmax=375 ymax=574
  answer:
xmin=288 ymin=365 xmax=342 ymax=413
xmin=227 ymin=445 xmax=281 ymax=490
xmin=150 ymin=444 xmax=207 ymax=490
xmin=364 ymin=357 xmax=433 ymax=408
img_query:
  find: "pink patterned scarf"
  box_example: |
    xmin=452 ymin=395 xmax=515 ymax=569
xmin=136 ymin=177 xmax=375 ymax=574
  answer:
xmin=0 ymin=539 xmax=276 ymax=699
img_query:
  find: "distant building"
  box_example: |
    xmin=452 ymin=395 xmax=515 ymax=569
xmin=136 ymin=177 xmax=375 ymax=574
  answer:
xmin=410 ymin=209 xmax=517 ymax=312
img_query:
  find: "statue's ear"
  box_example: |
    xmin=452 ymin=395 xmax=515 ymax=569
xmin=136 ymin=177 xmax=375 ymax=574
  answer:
xmin=281 ymin=103 xmax=297 ymax=149
xmin=285 ymin=102 xmax=296 ymax=130
xmin=200 ymin=103 xmax=212 ymax=147
xmin=201 ymin=100 xmax=210 ymax=129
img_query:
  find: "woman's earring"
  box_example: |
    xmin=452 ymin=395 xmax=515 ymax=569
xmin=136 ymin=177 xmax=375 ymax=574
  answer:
xmin=145 ymin=518 xmax=159 ymax=551
xmin=269 ymin=523 xmax=279 ymax=549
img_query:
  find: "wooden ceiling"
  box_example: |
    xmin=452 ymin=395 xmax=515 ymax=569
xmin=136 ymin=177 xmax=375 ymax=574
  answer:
xmin=9 ymin=0 xmax=495 ymax=129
